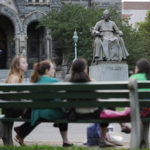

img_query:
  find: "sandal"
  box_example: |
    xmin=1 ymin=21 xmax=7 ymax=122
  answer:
xmin=14 ymin=127 xmax=25 ymax=146
xmin=14 ymin=134 xmax=25 ymax=146
xmin=99 ymin=140 xmax=115 ymax=148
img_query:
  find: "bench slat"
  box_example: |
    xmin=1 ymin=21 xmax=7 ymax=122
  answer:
xmin=0 ymin=101 xmax=130 ymax=108
xmin=0 ymin=91 xmax=129 ymax=100
xmin=139 ymin=92 xmax=150 ymax=99
xmin=0 ymin=82 xmax=128 ymax=92
xmin=138 ymin=81 xmax=150 ymax=89
xmin=0 ymin=118 xmax=130 ymax=123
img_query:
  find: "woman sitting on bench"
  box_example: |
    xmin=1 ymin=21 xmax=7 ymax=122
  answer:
xmin=1 ymin=56 xmax=28 ymax=145
xmin=68 ymin=58 xmax=114 ymax=148
xmin=14 ymin=60 xmax=72 ymax=147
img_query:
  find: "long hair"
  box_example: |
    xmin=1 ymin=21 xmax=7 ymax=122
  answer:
xmin=69 ymin=58 xmax=90 ymax=82
xmin=136 ymin=58 xmax=150 ymax=80
xmin=5 ymin=56 xmax=25 ymax=83
xmin=31 ymin=60 xmax=51 ymax=83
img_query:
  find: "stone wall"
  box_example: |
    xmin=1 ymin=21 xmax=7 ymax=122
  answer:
xmin=14 ymin=0 xmax=50 ymax=15
xmin=92 ymin=0 xmax=121 ymax=12
xmin=61 ymin=0 xmax=121 ymax=11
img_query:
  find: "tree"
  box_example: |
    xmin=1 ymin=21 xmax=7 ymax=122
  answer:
xmin=136 ymin=11 xmax=150 ymax=61
xmin=88 ymin=0 xmax=92 ymax=8
xmin=40 ymin=4 xmax=103 ymax=65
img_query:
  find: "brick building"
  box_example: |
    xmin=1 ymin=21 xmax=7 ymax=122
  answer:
xmin=122 ymin=1 xmax=150 ymax=27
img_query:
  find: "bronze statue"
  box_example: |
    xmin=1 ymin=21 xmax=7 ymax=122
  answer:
xmin=91 ymin=10 xmax=129 ymax=63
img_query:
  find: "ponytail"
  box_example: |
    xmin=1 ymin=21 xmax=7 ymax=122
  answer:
xmin=30 ymin=63 xmax=40 ymax=83
xmin=30 ymin=60 xmax=51 ymax=83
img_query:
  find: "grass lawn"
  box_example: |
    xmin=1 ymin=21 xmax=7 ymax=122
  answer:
xmin=0 ymin=145 xmax=129 ymax=150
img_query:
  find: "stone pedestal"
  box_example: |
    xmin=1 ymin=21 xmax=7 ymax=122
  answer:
xmin=89 ymin=62 xmax=128 ymax=81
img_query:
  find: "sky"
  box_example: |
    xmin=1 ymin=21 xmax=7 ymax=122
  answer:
xmin=122 ymin=0 xmax=150 ymax=1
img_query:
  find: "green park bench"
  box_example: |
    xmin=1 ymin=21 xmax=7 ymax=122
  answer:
xmin=0 ymin=79 xmax=149 ymax=149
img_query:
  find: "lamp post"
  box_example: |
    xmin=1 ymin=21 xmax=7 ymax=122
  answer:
xmin=73 ymin=29 xmax=78 ymax=62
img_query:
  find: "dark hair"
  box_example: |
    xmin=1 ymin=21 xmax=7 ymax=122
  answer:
xmin=136 ymin=58 xmax=150 ymax=80
xmin=31 ymin=60 xmax=51 ymax=83
xmin=69 ymin=58 xmax=90 ymax=82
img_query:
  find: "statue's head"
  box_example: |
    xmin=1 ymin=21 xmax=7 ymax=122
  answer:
xmin=103 ymin=10 xmax=110 ymax=21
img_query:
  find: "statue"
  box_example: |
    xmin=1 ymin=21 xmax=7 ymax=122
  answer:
xmin=91 ymin=10 xmax=129 ymax=63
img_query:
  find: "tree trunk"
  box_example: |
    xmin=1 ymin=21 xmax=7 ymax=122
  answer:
xmin=88 ymin=0 xmax=91 ymax=8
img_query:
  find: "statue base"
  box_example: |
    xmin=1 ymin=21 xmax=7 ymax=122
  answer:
xmin=89 ymin=61 xmax=128 ymax=81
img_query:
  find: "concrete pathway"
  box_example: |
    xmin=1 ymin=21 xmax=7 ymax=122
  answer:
xmin=0 ymin=122 xmax=131 ymax=148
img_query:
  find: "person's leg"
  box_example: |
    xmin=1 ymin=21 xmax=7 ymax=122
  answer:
xmin=14 ymin=122 xmax=39 ymax=145
xmin=99 ymin=126 xmax=115 ymax=147
xmin=15 ymin=122 xmax=38 ymax=139
xmin=58 ymin=123 xmax=72 ymax=146
xmin=99 ymin=122 xmax=115 ymax=148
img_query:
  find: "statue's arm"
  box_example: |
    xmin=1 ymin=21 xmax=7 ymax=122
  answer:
xmin=92 ymin=22 xmax=101 ymax=36
xmin=113 ymin=22 xmax=120 ymax=33
xmin=113 ymin=21 xmax=123 ymax=36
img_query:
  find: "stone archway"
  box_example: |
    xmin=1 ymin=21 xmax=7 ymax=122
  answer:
xmin=0 ymin=5 xmax=22 ymax=68
xmin=0 ymin=14 xmax=15 ymax=69
xmin=23 ymin=11 xmax=50 ymax=68
xmin=23 ymin=11 xmax=46 ymax=35
xmin=0 ymin=5 xmax=21 ymax=35
xmin=27 ymin=21 xmax=46 ymax=68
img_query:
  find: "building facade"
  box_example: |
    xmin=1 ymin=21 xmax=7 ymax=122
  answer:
xmin=122 ymin=1 xmax=150 ymax=27
xmin=0 ymin=0 xmax=121 ymax=69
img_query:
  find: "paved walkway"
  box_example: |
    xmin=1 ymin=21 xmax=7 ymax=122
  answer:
xmin=0 ymin=122 xmax=131 ymax=148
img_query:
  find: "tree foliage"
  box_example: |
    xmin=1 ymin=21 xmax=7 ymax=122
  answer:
xmin=40 ymin=4 xmax=103 ymax=65
xmin=40 ymin=4 xmax=149 ymax=69
xmin=136 ymin=11 xmax=150 ymax=63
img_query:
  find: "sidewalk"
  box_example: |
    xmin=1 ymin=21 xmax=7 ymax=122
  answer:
xmin=0 ymin=122 xmax=130 ymax=148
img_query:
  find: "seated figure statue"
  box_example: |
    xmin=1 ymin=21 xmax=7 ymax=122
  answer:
xmin=91 ymin=10 xmax=129 ymax=63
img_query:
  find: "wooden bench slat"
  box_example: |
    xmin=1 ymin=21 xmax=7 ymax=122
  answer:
xmin=138 ymin=81 xmax=150 ymax=89
xmin=0 ymin=91 xmax=129 ymax=100
xmin=139 ymin=92 xmax=150 ymax=99
xmin=140 ymin=100 xmax=150 ymax=107
xmin=0 ymin=100 xmax=130 ymax=108
xmin=0 ymin=82 xmax=128 ymax=92
xmin=0 ymin=118 xmax=130 ymax=123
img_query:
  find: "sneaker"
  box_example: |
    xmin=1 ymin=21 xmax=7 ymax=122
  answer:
xmin=99 ymin=140 xmax=115 ymax=148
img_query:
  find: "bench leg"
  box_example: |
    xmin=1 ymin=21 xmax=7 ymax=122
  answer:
xmin=1 ymin=122 xmax=14 ymax=145
xmin=140 ymin=122 xmax=149 ymax=148
xmin=130 ymin=119 xmax=142 ymax=149
xmin=129 ymin=78 xmax=142 ymax=149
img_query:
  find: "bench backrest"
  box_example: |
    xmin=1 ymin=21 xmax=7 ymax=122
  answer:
xmin=0 ymin=81 xmax=130 ymax=110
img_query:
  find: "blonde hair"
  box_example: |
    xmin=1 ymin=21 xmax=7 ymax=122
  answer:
xmin=30 ymin=60 xmax=52 ymax=83
xmin=5 ymin=56 xmax=25 ymax=83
